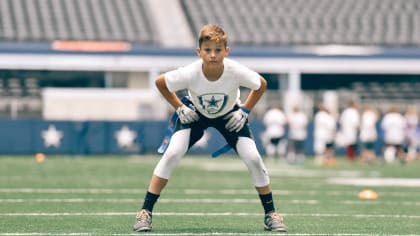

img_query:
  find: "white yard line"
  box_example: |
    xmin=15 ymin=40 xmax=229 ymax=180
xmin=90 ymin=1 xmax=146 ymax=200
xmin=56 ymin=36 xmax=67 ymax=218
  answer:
xmin=114 ymin=233 xmax=420 ymax=236
xmin=341 ymin=200 xmax=420 ymax=206
xmin=197 ymin=161 xmax=381 ymax=178
xmin=1 ymin=233 xmax=420 ymax=236
xmin=1 ymin=188 xmax=420 ymax=197
xmin=0 ymin=188 xmax=143 ymax=194
xmin=328 ymin=178 xmax=420 ymax=187
xmin=0 ymin=198 xmax=318 ymax=204
xmin=0 ymin=234 xmax=90 ymax=236
xmin=2 ymin=198 xmax=420 ymax=206
xmin=1 ymin=212 xmax=420 ymax=219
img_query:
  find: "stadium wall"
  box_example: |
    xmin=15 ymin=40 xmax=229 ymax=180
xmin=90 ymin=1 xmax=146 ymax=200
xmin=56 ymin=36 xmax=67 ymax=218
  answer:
xmin=0 ymin=119 xmax=380 ymax=156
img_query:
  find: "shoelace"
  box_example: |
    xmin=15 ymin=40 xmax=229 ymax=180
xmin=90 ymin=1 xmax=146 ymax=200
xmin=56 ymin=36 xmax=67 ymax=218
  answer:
xmin=136 ymin=211 xmax=151 ymax=223
xmin=269 ymin=212 xmax=283 ymax=223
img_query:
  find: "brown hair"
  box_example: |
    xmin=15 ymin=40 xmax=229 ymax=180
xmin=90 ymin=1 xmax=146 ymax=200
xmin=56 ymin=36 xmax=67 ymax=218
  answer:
xmin=387 ymin=105 xmax=399 ymax=113
xmin=198 ymin=24 xmax=228 ymax=48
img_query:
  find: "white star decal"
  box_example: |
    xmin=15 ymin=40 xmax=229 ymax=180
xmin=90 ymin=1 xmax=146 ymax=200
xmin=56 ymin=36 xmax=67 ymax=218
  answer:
xmin=115 ymin=125 xmax=137 ymax=148
xmin=41 ymin=125 xmax=64 ymax=148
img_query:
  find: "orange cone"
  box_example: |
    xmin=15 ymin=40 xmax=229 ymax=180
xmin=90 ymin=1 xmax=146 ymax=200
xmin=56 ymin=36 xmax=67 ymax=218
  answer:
xmin=35 ymin=153 xmax=45 ymax=163
xmin=358 ymin=189 xmax=378 ymax=200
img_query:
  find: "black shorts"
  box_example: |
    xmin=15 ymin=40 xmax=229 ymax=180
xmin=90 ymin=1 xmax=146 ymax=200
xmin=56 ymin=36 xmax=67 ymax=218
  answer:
xmin=289 ymin=139 xmax=305 ymax=153
xmin=270 ymin=137 xmax=283 ymax=145
xmin=173 ymin=106 xmax=253 ymax=152
xmin=361 ymin=142 xmax=375 ymax=150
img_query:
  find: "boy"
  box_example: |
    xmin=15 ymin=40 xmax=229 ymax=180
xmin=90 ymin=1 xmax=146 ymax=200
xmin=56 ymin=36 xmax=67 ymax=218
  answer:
xmin=133 ymin=24 xmax=287 ymax=232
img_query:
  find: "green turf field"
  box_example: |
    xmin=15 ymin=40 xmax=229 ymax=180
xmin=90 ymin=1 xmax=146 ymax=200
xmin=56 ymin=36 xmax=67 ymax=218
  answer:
xmin=1 ymin=155 xmax=420 ymax=235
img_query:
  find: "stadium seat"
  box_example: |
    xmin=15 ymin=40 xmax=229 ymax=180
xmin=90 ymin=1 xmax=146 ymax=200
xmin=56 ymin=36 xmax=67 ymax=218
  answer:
xmin=180 ymin=0 xmax=420 ymax=47
xmin=0 ymin=0 xmax=157 ymax=44
xmin=1 ymin=0 xmax=419 ymax=46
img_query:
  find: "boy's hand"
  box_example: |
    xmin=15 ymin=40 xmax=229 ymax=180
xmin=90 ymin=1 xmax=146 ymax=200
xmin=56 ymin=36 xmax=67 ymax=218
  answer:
xmin=176 ymin=105 xmax=199 ymax=124
xmin=224 ymin=107 xmax=250 ymax=132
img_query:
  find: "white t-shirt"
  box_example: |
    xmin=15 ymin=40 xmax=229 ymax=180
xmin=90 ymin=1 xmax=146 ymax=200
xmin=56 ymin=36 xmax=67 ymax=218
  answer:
xmin=287 ymin=111 xmax=308 ymax=140
xmin=405 ymin=113 xmax=418 ymax=129
xmin=359 ymin=110 xmax=378 ymax=142
xmin=405 ymin=113 xmax=419 ymax=143
xmin=165 ymin=58 xmax=261 ymax=118
xmin=314 ymin=111 xmax=336 ymax=143
xmin=313 ymin=110 xmax=336 ymax=154
xmin=381 ymin=112 xmax=406 ymax=145
xmin=262 ymin=108 xmax=287 ymax=138
xmin=339 ymin=107 xmax=360 ymax=145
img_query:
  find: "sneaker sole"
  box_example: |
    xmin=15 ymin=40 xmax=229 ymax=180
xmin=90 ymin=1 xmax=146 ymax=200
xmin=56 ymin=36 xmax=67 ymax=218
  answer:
xmin=133 ymin=226 xmax=152 ymax=232
xmin=264 ymin=225 xmax=288 ymax=232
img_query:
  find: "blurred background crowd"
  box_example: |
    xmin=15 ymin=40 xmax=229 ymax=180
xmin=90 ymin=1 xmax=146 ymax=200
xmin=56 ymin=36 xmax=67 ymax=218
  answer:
xmin=261 ymin=100 xmax=419 ymax=166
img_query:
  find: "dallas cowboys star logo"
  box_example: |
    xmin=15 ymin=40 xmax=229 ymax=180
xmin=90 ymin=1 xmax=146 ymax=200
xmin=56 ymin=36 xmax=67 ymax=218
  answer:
xmin=205 ymin=95 xmax=222 ymax=108
xmin=198 ymin=93 xmax=228 ymax=114
xmin=41 ymin=125 xmax=63 ymax=148
xmin=114 ymin=125 xmax=137 ymax=149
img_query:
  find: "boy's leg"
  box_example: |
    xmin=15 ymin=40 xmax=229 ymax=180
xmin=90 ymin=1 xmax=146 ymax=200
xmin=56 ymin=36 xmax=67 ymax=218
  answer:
xmin=236 ymin=137 xmax=270 ymax=187
xmin=346 ymin=144 xmax=356 ymax=161
xmin=256 ymin=185 xmax=275 ymax=214
xmin=236 ymin=137 xmax=287 ymax=232
xmin=142 ymin=175 xmax=168 ymax=212
xmin=134 ymin=129 xmax=191 ymax=232
xmin=148 ymin=175 xmax=168 ymax=194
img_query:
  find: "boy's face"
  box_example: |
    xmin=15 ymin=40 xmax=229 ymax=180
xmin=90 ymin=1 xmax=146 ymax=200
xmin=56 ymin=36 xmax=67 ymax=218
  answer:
xmin=196 ymin=40 xmax=229 ymax=69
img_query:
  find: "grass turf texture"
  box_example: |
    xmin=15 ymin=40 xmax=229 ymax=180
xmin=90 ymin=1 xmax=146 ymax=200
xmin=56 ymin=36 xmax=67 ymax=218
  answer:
xmin=1 ymin=155 xmax=420 ymax=235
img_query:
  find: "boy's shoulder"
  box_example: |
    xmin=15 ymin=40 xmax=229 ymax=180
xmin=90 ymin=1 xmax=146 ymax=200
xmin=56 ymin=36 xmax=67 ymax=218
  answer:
xmin=183 ymin=59 xmax=203 ymax=69
xmin=224 ymin=58 xmax=254 ymax=72
xmin=224 ymin=58 xmax=241 ymax=67
xmin=172 ymin=59 xmax=203 ymax=74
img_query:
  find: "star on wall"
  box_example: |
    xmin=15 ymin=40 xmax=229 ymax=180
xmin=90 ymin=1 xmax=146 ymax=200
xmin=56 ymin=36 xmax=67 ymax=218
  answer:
xmin=114 ymin=125 xmax=137 ymax=148
xmin=41 ymin=125 xmax=64 ymax=148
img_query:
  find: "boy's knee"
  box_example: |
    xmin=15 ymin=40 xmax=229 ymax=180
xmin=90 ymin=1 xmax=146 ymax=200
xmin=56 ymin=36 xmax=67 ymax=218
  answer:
xmin=247 ymin=154 xmax=263 ymax=166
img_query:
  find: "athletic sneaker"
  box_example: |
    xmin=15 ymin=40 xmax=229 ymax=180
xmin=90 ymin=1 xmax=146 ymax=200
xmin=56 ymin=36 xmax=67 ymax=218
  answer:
xmin=264 ymin=211 xmax=288 ymax=232
xmin=133 ymin=209 xmax=152 ymax=232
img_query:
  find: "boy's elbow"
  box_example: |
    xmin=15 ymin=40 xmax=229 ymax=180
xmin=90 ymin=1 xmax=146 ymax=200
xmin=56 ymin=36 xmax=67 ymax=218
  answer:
xmin=259 ymin=77 xmax=267 ymax=91
xmin=155 ymin=75 xmax=166 ymax=89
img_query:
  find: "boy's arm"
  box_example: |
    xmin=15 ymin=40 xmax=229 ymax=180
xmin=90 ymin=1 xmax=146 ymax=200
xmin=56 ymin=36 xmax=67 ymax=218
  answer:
xmin=155 ymin=74 xmax=199 ymax=124
xmin=224 ymin=77 xmax=267 ymax=132
xmin=242 ymin=77 xmax=267 ymax=111
xmin=155 ymin=74 xmax=183 ymax=109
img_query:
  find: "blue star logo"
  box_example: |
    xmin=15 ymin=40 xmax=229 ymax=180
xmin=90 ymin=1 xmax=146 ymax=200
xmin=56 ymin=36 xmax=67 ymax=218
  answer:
xmin=198 ymin=93 xmax=228 ymax=114
xmin=205 ymin=96 xmax=222 ymax=108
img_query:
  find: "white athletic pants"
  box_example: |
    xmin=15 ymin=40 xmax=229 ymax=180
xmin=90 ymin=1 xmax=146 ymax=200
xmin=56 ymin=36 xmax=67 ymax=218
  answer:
xmin=153 ymin=129 xmax=270 ymax=187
